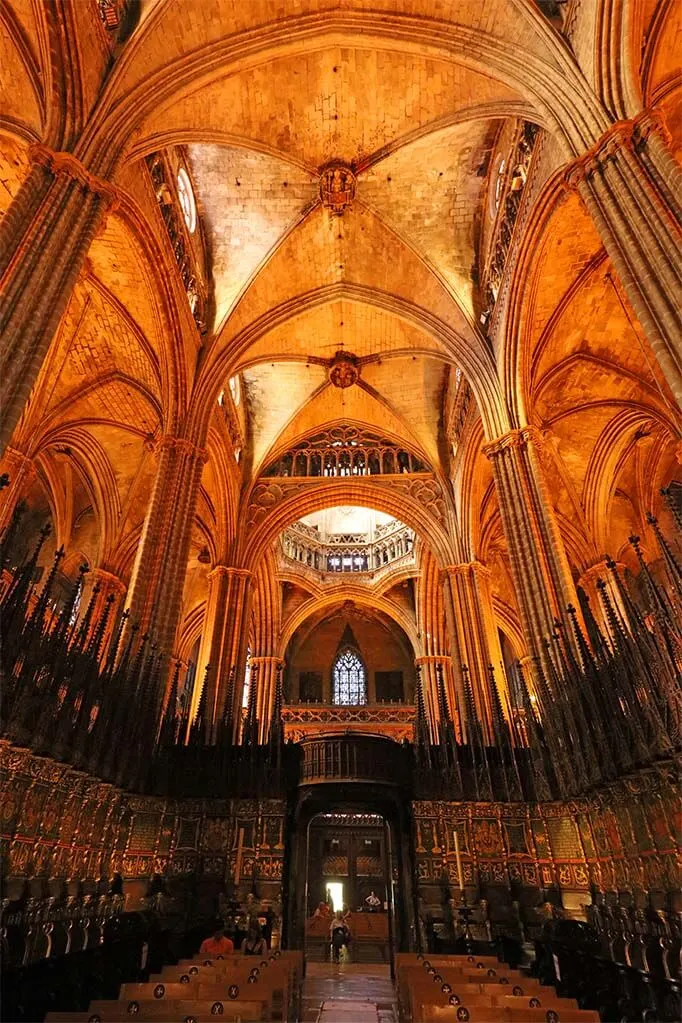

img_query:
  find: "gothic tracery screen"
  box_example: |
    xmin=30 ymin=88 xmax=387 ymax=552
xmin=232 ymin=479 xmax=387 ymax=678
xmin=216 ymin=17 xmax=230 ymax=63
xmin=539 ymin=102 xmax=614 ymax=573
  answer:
xmin=333 ymin=649 xmax=367 ymax=706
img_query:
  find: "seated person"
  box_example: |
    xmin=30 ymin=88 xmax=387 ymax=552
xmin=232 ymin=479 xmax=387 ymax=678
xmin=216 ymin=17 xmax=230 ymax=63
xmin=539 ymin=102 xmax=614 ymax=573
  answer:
xmin=330 ymin=911 xmax=350 ymax=963
xmin=200 ymin=922 xmax=234 ymax=956
xmin=365 ymin=890 xmax=381 ymax=912
xmin=241 ymin=920 xmax=268 ymax=957
xmin=313 ymin=900 xmax=331 ymax=918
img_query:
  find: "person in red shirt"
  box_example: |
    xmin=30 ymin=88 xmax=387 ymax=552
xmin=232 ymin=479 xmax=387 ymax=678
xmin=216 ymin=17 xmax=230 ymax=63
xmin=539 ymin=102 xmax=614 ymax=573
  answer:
xmin=200 ymin=923 xmax=234 ymax=957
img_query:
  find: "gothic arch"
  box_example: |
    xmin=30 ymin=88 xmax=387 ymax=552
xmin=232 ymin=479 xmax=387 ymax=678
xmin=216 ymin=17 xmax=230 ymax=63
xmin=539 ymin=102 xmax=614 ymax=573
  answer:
xmin=80 ymin=6 xmax=610 ymax=173
xmin=192 ymin=285 xmax=509 ymax=442
xmin=279 ymin=588 xmax=418 ymax=658
xmin=239 ymin=478 xmax=456 ymax=573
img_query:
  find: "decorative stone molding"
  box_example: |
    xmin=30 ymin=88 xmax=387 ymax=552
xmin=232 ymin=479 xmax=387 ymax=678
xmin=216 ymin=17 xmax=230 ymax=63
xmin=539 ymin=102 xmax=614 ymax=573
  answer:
xmin=562 ymin=108 xmax=673 ymax=192
xmin=263 ymin=423 xmax=430 ymax=478
xmin=28 ymin=145 xmax=120 ymax=210
xmin=395 ymin=476 xmax=448 ymax=527
xmin=248 ymin=474 xmax=447 ymax=531
xmin=155 ymin=435 xmax=208 ymax=462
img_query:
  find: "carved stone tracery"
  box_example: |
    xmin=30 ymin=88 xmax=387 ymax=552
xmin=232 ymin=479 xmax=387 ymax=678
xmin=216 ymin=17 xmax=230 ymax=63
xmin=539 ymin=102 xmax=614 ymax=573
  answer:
xmin=263 ymin=425 xmax=430 ymax=479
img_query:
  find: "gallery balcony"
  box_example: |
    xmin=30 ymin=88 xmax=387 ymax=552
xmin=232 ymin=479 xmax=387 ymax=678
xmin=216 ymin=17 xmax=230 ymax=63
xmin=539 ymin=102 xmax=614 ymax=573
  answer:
xmin=298 ymin=733 xmax=411 ymax=789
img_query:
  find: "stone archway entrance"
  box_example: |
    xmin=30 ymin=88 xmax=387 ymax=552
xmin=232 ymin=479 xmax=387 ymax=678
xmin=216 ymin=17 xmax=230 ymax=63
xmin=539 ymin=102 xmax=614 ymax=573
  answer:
xmin=283 ymin=737 xmax=419 ymax=967
xmin=305 ymin=810 xmax=391 ymax=962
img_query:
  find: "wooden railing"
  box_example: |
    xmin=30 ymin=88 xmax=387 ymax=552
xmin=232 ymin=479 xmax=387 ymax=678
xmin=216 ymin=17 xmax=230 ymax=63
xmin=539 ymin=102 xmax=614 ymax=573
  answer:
xmin=299 ymin=734 xmax=410 ymax=787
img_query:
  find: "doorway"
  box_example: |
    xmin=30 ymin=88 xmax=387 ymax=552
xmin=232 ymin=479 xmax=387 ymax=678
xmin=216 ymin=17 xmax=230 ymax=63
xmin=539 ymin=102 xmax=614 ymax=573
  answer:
xmin=284 ymin=776 xmax=419 ymax=965
xmin=303 ymin=811 xmax=393 ymax=963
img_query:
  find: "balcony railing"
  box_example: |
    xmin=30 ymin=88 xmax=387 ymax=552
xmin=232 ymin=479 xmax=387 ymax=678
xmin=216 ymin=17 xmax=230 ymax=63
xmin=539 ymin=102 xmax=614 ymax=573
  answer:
xmin=299 ymin=733 xmax=411 ymax=787
xmin=281 ymin=522 xmax=414 ymax=575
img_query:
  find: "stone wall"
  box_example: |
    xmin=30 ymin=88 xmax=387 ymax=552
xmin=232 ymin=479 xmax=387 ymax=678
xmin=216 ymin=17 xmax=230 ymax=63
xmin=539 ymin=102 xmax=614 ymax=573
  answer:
xmin=286 ymin=612 xmax=414 ymax=703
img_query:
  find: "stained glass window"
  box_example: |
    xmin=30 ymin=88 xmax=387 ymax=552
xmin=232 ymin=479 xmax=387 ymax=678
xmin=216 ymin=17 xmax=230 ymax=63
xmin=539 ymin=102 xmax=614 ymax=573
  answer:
xmin=333 ymin=649 xmax=367 ymax=706
xmin=242 ymin=648 xmax=252 ymax=708
xmin=177 ymin=167 xmax=196 ymax=233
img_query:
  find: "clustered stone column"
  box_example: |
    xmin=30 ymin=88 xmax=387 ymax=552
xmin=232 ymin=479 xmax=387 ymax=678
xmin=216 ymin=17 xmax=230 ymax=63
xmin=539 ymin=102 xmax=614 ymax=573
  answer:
xmin=250 ymin=655 xmax=284 ymax=743
xmin=484 ymin=427 xmax=579 ymax=670
xmin=125 ymin=436 xmax=207 ymax=682
xmin=414 ymin=655 xmax=455 ymax=743
xmin=568 ymin=110 xmax=682 ymax=408
xmin=84 ymin=568 xmax=127 ymax=659
xmin=441 ymin=561 xmax=504 ymax=744
xmin=0 ymin=146 xmax=119 ymax=450
xmin=193 ymin=565 xmax=253 ymax=741
xmin=0 ymin=447 xmax=36 ymax=533
xmin=577 ymin=558 xmax=629 ymax=636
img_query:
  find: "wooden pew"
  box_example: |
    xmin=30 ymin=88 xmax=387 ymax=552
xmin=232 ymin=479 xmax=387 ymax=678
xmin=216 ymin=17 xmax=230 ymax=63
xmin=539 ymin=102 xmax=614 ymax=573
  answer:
xmin=120 ymin=979 xmax=273 ymax=1017
xmin=397 ymin=956 xmax=599 ymax=1023
xmin=417 ymin=1009 xmax=599 ymax=1023
xmin=46 ymin=950 xmax=302 ymax=1023
xmin=397 ymin=953 xmax=551 ymax=1023
xmin=48 ymin=1003 xmax=266 ymax=1023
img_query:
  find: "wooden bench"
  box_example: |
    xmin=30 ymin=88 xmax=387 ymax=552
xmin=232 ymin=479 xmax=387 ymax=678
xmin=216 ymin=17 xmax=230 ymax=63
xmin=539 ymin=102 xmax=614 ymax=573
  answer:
xmin=47 ymin=1003 xmax=266 ymax=1023
xmin=399 ymin=963 xmax=545 ymax=1016
xmin=46 ymin=950 xmax=302 ymax=1023
xmin=397 ymin=953 xmax=599 ymax=1023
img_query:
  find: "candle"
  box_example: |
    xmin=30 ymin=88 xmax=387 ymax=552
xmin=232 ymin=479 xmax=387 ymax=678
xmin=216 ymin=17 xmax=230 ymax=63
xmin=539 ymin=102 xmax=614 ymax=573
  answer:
xmin=235 ymin=826 xmax=244 ymax=885
xmin=454 ymin=830 xmax=464 ymax=892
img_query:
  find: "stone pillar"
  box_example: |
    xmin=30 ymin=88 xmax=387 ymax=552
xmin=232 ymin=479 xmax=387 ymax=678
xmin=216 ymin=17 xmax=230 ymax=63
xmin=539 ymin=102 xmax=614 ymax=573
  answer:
xmin=484 ymin=427 xmax=579 ymax=668
xmin=251 ymin=656 xmax=284 ymax=743
xmin=568 ymin=112 xmax=682 ymax=408
xmin=0 ymin=146 xmax=118 ymax=451
xmin=85 ymin=568 xmax=127 ymax=660
xmin=193 ymin=565 xmax=253 ymax=741
xmin=414 ymin=655 xmax=455 ymax=743
xmin=125 ymin=436 xmax=207 ymax=674
xmin=441 ymin=561 xmax=505 ymax=744
xmin=577 ymin=559 xmax=628 ymax=636
xmin=0 ymin=448 xmax=35 ymax=533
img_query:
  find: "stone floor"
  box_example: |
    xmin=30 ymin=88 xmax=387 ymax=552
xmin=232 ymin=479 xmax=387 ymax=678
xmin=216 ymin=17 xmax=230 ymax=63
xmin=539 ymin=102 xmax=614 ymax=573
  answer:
xmin=301 ymin=962 xmax=400 ymax=1023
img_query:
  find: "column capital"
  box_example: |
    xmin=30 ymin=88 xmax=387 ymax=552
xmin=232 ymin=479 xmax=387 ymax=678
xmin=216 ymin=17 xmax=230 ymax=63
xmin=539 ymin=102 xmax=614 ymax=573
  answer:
xmin=91 ymin=568 xmax=127 ymax=593
xmin=441 ymin=560 xmax=490 ymax=583
xmin=631 ymin=107 xmax=672 ymax=148
xmin=249 ymin=655 xmax=285 ymax=668
xmin=482 ymin=425 xmax=544 ymax=460
xmin=561 ymin=109 xmax=672 ymax=194
xmin=28 ymin=145 xmax=121 ymax=210
xmin=415 ymin=655 xmax=452 ymax=666
xmin=156 ymin=434 xmax=208 ymax=463
xmin=208 ymin=565 xmax=253 ymax=583
xmin=578 ymin=559 xmax=625 ymax=588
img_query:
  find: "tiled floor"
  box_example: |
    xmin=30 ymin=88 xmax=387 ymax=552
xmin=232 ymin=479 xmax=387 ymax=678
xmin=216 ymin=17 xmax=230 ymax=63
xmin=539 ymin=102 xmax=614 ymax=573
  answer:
xmin=301 ymin=962 xmax=400 ymax=1023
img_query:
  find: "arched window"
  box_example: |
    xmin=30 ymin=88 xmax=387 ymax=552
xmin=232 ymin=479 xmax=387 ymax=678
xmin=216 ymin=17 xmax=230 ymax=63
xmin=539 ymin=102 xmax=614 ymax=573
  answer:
xmin=177 ymin=167 xmax=196 ymax=233
xmin=333 ymin=649 xmax=367 ymax=706
xmin=242 ymin=648 xmax=252 ymax=708
xmin=494 ymin=158 xmax=506 ymax=212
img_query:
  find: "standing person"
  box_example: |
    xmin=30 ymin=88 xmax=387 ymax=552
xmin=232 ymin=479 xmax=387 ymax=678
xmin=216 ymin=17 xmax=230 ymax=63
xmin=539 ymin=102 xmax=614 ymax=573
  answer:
xmin=330 ymin=911 xmax=349 ymax=963
xmin=200 ymin=922 xmax=234 ymax=956
xmin=241 ymin=920 xmax=268 ymax=957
